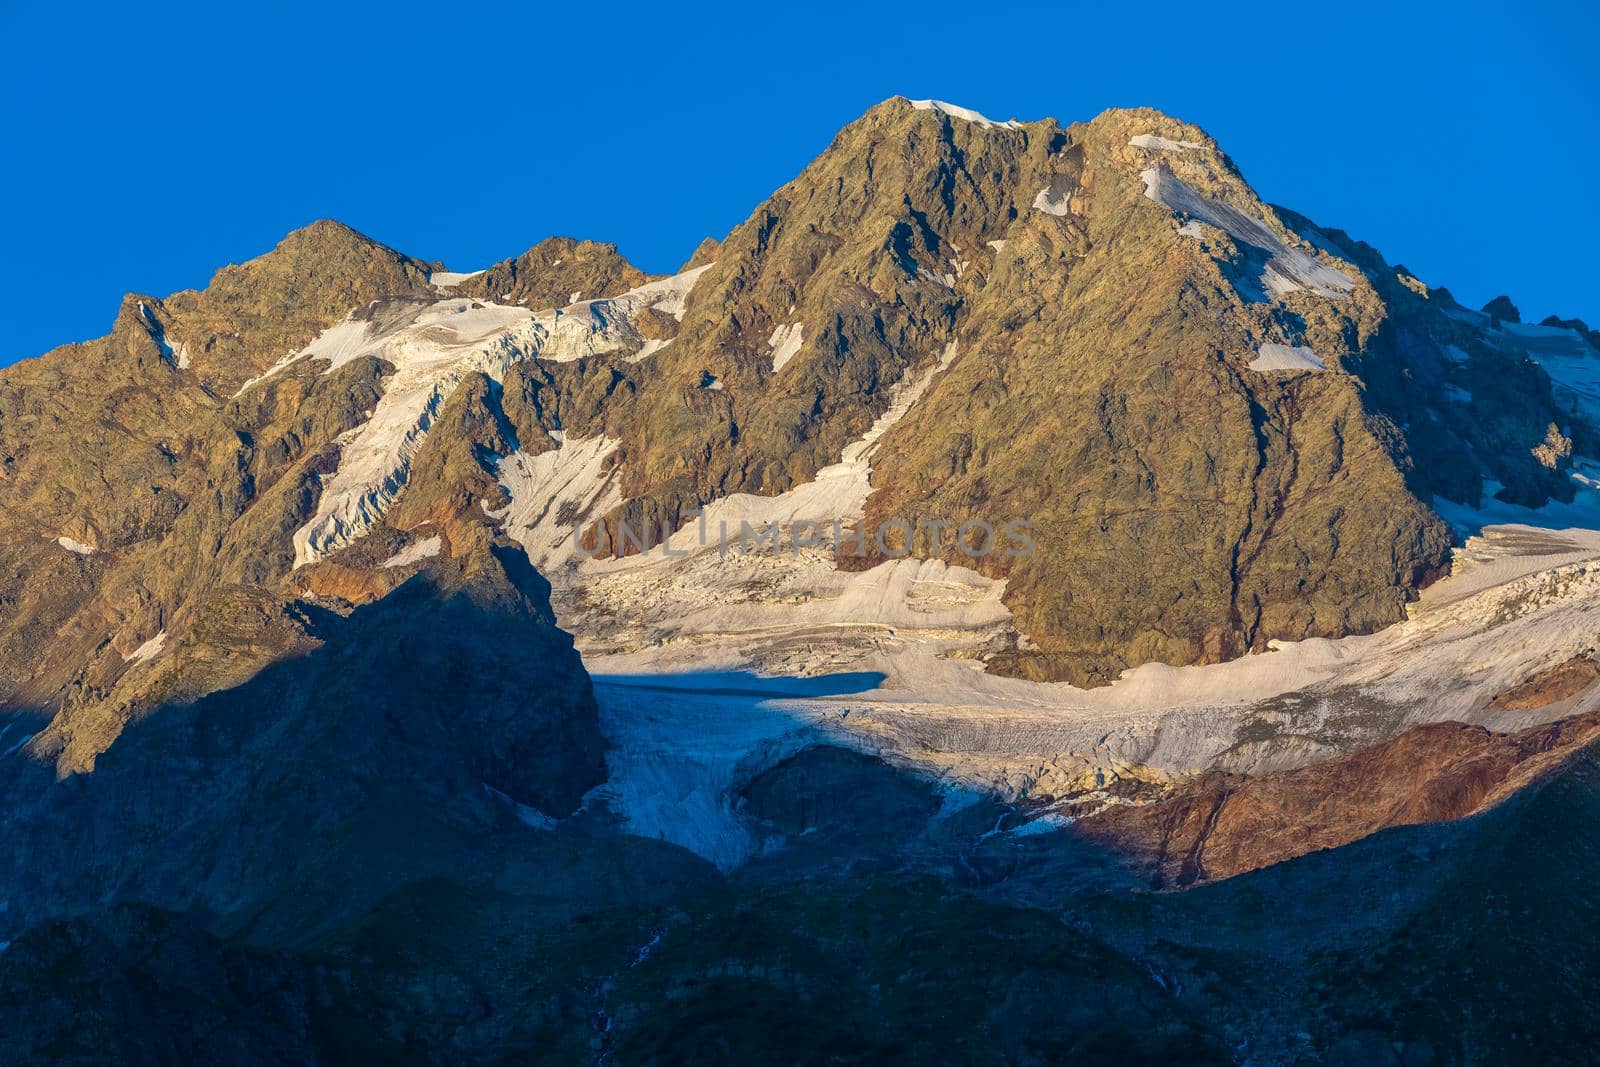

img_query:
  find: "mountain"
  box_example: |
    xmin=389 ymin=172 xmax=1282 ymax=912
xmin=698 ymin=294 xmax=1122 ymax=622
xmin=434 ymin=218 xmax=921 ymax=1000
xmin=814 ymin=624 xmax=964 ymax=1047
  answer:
xmin=6 ymin=98 xmax=1595 ymax=711
xmin=4 ymin=96 xmax=1600 ymax=1063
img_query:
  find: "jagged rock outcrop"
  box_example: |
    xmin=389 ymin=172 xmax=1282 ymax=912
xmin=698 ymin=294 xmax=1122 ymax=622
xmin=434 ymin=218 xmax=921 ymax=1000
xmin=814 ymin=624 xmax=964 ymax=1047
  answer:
xmin=456 ymin=235 xmax=649 ymax=310
xmin=1482 ymin=294 xmax=1522 ymax=323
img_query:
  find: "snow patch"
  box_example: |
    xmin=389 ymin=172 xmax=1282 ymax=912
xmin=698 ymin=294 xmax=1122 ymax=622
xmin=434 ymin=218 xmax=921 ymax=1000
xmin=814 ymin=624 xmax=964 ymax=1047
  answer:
xmin=1010 ymin=812 xmax=1075 ymax=836
xmin=286 ymin=318 xmax=377 ymax=376
xmin=1140 ymin=165 xmax=1355 ymax=298
xmin=1500 ymin=320 xmax=1595 ymax=355
xmin=124 ymin=631 xmax=167 ymax=665
xmin=1493 ymin=322 xmax=1600 ymax=422
xmin=1130 ymin=133 xmax=1202 ymax=151
xmin=908 ymin=99 xmax=1023 ymax=130
xmin=482 ymin=783 xmax=559 ymax=830
xmin=620 ymin=263 xmax=712 ymax=322
xmin=1443 ymin=304 xmax=1491 ymax=327
xmin=987 ymin=239 xmax=1006 ymax=252
xmin=1249 ymin=343 xmax=1327 ymax=373
xmin=138 ymin=302 xmax=191 ymax=369
xmin=1434 ymin=469 xmax=1600 ymax=541
xmin=768 ymin=322 xmax=804 ymax=373
xmin=381 ymin=535 xmax=442 ymax=568
xmin=1031 ymin=177 xmax=1073 ymax=217
xmin=56 ymin=536 xmax=95 ymax=555
xmin=429 ymin=269 xmax=484 ymax=289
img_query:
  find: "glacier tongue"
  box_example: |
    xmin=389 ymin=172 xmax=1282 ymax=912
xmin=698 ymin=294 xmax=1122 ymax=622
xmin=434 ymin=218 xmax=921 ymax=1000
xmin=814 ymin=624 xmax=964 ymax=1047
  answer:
xmin=584 ymin=522 xmax=1600 ymax=825
xmin=290 ymin=301 xmax=548 ymax=567
xmin=591 ymin=679 xmax=822 ymax=871
xmin=490 ymin=436 xmax=625 ymax=570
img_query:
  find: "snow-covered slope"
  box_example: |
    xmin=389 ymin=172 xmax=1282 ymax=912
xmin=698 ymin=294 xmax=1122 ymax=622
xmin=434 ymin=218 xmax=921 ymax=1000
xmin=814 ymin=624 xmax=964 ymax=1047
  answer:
xmin=1139 ymin=163 xmax=1355 ymax=297
xmin=1250 ymin=343 xmax=1327 ymax=372
xmin=466 ymin=312 xmax=1600 ymax=865
xmin=579 ymin=521 xmax=1600 ymax=866
xmin=907 ymin=98 xmax=1023 ymax=130
xmin=282 ymin=266 xmax=710 ymax=566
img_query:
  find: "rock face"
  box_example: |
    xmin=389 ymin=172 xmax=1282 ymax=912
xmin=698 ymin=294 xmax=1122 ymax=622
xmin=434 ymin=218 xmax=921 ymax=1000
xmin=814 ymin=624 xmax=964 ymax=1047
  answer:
xmin=1488 ymin=650 xmax=1600 ymax=709
xmin=654 ymin=98 xmax=1576 ymax=685
xmin=466 ymin=98 xmax=1588 ymax=685
xmin=0 ymin=220 xmax=605 ymax=940
xmin=0 ymin=220 xmax=436 ymax=713
xmin=1075 ymin=708 xmax=1600 ymax=886
xmin=856 ymin=106 xmax=1460 ymax=684
xmin=0 ymin=543 xmax=604 ymax=937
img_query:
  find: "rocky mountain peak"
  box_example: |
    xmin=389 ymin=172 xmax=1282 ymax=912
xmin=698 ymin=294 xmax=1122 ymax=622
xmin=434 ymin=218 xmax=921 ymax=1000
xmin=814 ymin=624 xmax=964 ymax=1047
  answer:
xmin=455 ymin=235 xmax=650 ymax=310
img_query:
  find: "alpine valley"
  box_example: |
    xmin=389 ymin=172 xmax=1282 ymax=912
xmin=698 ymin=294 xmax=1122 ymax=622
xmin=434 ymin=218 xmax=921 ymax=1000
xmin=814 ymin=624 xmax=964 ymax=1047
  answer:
xmin=3 ymin=97 xmax=1599 ymax=1065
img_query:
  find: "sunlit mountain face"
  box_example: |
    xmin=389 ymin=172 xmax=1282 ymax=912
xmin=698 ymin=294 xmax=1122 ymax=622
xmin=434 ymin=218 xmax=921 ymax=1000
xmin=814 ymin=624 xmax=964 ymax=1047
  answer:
xmin=3 ymin=96 xmax=1599 ymax=1065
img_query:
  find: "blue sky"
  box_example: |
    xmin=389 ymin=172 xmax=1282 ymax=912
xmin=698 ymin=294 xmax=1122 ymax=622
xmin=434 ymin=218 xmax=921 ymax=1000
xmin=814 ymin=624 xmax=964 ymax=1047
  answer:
xmin=1 ymin=0 xmax=1595 ymax=365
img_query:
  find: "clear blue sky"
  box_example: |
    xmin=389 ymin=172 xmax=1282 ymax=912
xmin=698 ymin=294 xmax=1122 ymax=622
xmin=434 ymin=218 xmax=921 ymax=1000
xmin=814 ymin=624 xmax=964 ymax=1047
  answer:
xmin=2 ymin=0 xmax=1595 ymax=365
